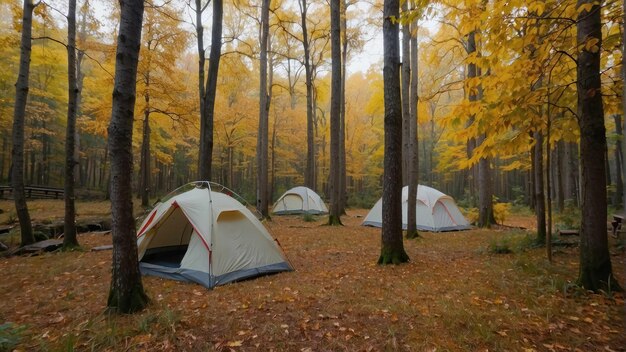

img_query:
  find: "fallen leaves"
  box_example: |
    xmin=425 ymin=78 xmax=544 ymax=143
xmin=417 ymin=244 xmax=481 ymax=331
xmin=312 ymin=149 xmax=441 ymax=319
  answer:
xmin=0 ymin=209 xmax=623 ymax=351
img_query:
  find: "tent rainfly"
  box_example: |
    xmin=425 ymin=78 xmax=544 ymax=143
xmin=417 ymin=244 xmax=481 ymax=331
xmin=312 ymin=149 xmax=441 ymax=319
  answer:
xmin=362 ymin=185 xmax=471 ymax=232
xmin=136 ymin=183 xmax=292 ymax=289
xmin=272 ymin=186 xmax=328 ymax=215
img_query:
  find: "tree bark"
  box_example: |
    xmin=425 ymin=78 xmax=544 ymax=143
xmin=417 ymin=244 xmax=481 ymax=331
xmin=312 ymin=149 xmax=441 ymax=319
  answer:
xmin=12 ymin=0 xmax=37 ymax=246
xmin=576 ymin=0 xmax=621 ymax=292
xmin=106 ymin=0 xmax=149 ymax=313
xmin=63 ymin=0 xmax=79 ymax=249
xmin=339 ymin=0 xmax=348 ymax=214
xmin=198 ymin=0 xmax=223 ymax=180
xmin=613 ymin=115 xmax=623 ymax=207
xmin=622 ymin=0 xmax=626 ymax=212
xmin=328 ymin=0 xmax=343 ymax=225
xmin=140 ymin=85 xmax=151 ymax=207
xmin=556 ymin=140 xmax=565 ymax=212
xmin=406 ymin=9 xmax=419 ymax=239
xmin=534 ymin=131 xmax=546 ymax=244
xmin=300 ymin=0 xmax=316 ymax=191
xmin=257 ymin=0 xmax=270 ymax=218
xmin=401 ymin=0 xmax=410 ymax=186
xmin=379 ymin=0 xmax=408 ymax=264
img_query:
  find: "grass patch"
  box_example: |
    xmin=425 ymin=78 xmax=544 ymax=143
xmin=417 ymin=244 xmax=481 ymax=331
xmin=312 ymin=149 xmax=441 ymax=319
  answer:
xmin=302 ymin=213 xmax=316 ymax=222
xmin=0 ymin=322 xmax=26 ymax=351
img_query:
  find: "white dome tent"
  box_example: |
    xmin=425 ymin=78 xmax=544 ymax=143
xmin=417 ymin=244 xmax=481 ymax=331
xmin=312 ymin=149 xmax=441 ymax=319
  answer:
xmin=362 ymin=185 xmax=471 ymax=232
xmin=136 ymin=182 xmax=292 ymax=289
xmin=272 ymin=186 xmax=328 ymax=215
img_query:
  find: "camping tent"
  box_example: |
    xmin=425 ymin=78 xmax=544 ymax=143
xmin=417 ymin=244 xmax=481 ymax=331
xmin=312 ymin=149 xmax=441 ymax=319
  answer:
xmin=272 ymin=186 xmax=328 ymax=215
xmin=362 ymin=185 xmax=470 ymax=232
xmin=136 ymin=183 xmax=292 ymax=289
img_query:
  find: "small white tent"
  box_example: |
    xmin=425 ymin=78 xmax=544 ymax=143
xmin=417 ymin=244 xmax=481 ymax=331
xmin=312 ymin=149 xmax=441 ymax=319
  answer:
xmin=362 ymin=185 xmax=470 ymax=232
xmin=272 ymin=186 xmax=328 ymax=215
xmin=137 ymin=183 xmax=292 ymax=289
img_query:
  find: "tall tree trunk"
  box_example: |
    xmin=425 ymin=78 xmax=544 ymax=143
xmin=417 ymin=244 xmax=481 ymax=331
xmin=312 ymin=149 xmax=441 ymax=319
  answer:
xmin=622 ymin=0 xmax=626 ymax=212
xmin=140 ymin=88 xmax=150 ymax=207
xmin=466 ymin=31 xmax=478 ymax=209
xmin=257 ymin=0 xmax=270 ymax=218
xmin=12 ymin=0 xmax=37 ymax=246
xmin=556 ymin=140 xmax=565 ymax=212
xmin=546 ymin=105 xmax=552 ymax=262
xmin=339 ymin=0 xmax=348 ymax=214
xmin=106 ymin=0 xmax=149 ymax=313
xmin=576 ymin=0 xmax=621 ymax=292
xmin=401 ymin=0 xmax=410 ymax=186
xmin=301 ymin=0 xmax=316 ymax=190
xmin=379 ymin=0 xmax=409 ymax=264
xmin=328 ymin=0 xmax=343 ymax=225
xmin=613 ymin=115 xmax=623 ymax=207
xmin=406 ymin=9 xmax=419 ymax=239
xmin=63 ymin=0 xmax=79 ymax=249
xmin=198 ymin=0 xmax=223 ymax=180
xmin=534 ymin=131 xmax=546 ymax=244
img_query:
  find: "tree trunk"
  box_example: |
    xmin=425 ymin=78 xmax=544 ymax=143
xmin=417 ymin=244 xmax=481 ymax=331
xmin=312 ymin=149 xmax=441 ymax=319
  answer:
xmin=546 ymin=104 xmax=552 ymax=262
xmin=379 ymin=0 xmax=409 ymax=264
xmin=556 ymin=140 xmax=565 ymax=212
xmin=534 ymin=131 xmax=546 ymax=244
xmin=106 ymin=0 xmax=149 ymax=313
xmin=466 ymin=31 xmax=478 ymax=209
xmin=12 ymin=0 xmax=37 ymax=246
xmin=339 ymin=0 xmax=348 ymax=214
xmin=477 ymin=134 xmax=495 ymax=227
xmin=140 ymin=89 xmax=150 ymax=207
xmin=257 ymin=0 xmax=270 ymax=218
xmin=63 ymin=0 xmax=79 ymax=249
xmin=622 ymin=0 xmax=626 ymax=212
xmin=406 ymin=11 xmax=419 ymax=239
xmin=301 ymin=0 xmax=316 ymax=191
xmin=401 ymin=0 xmax=410 ymax=186
xmin=576 ymin=0 xmax=621 ymax=292
xmin=198 ymin=0 xmax=222 ymax=180
xmin=328 ymin=0 xmax=343 ymax=225
xmin=613 ymin=115 xmax=623 ymax=207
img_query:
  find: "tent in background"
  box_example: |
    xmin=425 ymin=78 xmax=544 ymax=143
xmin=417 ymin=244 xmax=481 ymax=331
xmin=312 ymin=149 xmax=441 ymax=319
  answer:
xmin=362 ymin=185 xmax=470 ymax=232
xmin=272 ymin=186 xmax=328 ymax=215
xmin=137 ymin=182 xmax=292 ymax=289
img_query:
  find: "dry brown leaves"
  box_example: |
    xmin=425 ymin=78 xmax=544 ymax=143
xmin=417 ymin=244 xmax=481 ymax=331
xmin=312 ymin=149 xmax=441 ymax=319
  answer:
xmin=0 ymin=207 xmax=624 ymax=351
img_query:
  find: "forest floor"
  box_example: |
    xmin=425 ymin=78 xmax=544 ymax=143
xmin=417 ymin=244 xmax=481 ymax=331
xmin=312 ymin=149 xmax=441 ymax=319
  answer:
xmin=0 ymin=200 xmax=625 ymax=351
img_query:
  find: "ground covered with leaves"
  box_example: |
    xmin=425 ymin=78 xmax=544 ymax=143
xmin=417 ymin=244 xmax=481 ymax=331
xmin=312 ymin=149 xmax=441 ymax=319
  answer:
xmin=0 ymin=201 xmax=624 ymax=351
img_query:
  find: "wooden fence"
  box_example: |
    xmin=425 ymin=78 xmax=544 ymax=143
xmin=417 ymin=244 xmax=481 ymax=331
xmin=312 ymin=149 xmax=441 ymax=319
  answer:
xmin=0 ymin=185 xmax=64 ymax=199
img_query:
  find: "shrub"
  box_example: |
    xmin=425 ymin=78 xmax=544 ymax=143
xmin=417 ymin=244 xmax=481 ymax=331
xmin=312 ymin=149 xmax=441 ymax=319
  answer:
xmin=493 ymin=202 xmax=510 ymax=224
xmin=302 ymin=213 xmax=316 ymax=222
xmin=487 ymin=237 xmax=512 ymax=254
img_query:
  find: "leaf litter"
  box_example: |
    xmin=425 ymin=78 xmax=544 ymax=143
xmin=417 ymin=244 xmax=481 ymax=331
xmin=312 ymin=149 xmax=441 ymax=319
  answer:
xmin=0 ymin=208 xmax=624 ymax=351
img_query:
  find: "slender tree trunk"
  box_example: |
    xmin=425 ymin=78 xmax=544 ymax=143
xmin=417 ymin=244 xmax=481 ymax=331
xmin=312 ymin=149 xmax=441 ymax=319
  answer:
xmin=257 ymin=0 xmax=270 ymax=218
xmin=613 ymin=115 xmax=623 ymax=207
xmin=556 ymin=140 xmax=565 ymax=212
xmin=63 ymin=0 xmax=79 ymax=249
xmin=12 ymin=0 xmax=37 ymax=246
xmin=140 ymin=90 xmax=150 ymax=207
xmin=576 ymin=0 xmax=621 ymax=292
xmin=339 ymin=0 xmax=348 ymax=214
xmin=546 ymin=104 xmax=552 ymax=262
xmin=301 ymin=0 xmax=316 ymax=190
xmin=534 ymin=131 xmax=546 ymax=244
xmin=199 ymin=0 xmax=222 ymax=180
xmin=466 ymin=31 xmax=478 ymax=209
xmin=401 ymin=0 xmax=410 ymax=186
xmin=622 ymin=0 xmax=626 ymax=212
xmin=406 ymin=10 xmax=419 ymax=239
xmin=379 ymin=0 xmax=409 ymax=264
xmin=328 ymin=0 xmax=343 ymax=225
xmin=195 ymin=0 xmax=206 ymax=181
xmin=106 ymin=0 xmax=149 ymax=313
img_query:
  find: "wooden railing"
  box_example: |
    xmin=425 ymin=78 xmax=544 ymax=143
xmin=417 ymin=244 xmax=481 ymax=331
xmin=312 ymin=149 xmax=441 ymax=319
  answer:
xmin=0 ymin=185 xmax=64 ymax=199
